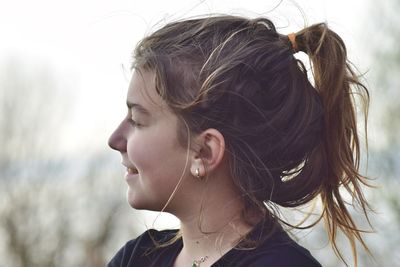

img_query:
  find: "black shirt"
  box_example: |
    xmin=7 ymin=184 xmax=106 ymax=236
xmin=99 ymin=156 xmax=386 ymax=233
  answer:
xmin=107 ymin=223 xmax=322 ymax=267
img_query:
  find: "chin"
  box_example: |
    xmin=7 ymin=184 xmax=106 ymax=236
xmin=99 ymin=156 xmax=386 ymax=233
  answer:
xmin=126 ymin=190 xmax=144 ymax=210
xmin=126 ymin=189 xmax=162 ymax=211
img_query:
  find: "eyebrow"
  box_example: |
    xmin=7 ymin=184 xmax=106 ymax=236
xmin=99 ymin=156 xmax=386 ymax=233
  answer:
xmin=126 ymin=101 xmax=151 ymax=116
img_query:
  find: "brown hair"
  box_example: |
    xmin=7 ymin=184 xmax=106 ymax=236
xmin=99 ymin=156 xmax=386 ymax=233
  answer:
xmin=133 ymin=15 xmax=372 ymax=266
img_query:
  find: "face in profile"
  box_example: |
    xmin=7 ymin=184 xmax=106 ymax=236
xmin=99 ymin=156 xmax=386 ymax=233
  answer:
xmin=108 ymin=70 xmax=192 ymax=212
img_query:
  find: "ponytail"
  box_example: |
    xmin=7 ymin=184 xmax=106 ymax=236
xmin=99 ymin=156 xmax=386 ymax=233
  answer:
xmin=295 ymin=23 xmax=373 ymax=266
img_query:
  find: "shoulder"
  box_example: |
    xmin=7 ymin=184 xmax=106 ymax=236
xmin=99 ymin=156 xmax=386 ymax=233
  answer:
xmin=107 ymin=228 xmax=179 ymax=267
xmin=245 ymin=236 xmax=322 ymax=267
xmin=247 ymin=223 xmax=322 ymax=267
xmin=217 ymin=228 xmax=321 ymax=267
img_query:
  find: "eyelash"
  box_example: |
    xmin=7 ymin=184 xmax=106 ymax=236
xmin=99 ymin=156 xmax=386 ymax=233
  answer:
xmin=128 ymin=118 xmax=141 ymax=128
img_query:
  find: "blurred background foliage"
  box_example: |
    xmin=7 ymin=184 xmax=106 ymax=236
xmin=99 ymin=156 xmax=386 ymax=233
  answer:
xmin=0 ymin=0 xmax=399 ymax=266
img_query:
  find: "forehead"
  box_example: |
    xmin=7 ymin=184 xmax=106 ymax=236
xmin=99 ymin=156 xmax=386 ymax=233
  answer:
xmin=127 ymin=70 xmax=168 ymax=115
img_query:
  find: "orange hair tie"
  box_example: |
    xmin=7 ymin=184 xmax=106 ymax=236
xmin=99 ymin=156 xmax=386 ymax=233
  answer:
xmin=287 ymin=33 xmax=298 ymax=53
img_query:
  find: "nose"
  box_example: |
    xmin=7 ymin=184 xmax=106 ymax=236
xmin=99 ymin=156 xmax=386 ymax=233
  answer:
xmin=108 ymin=120 xmax=127 ymax=152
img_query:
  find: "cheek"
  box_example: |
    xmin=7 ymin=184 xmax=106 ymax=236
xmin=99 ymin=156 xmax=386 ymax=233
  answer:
xmin=126 ymin=132 xmax=159 ymax=170
xmin=126 ymin=129 xmax=184 ymax=174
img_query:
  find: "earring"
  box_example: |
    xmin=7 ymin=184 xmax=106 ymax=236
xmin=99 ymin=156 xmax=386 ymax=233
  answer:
xmin=191 ymin=160 xmax=204 ymax=180
xmin=193 ymin=167 xmax=204 ymax=180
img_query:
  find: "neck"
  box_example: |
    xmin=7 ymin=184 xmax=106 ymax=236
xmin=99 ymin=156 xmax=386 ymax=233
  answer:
xmin=174 ymin=195 xmax=253 ymax=266
xmin=170 ymin=162 xmax=259 ymax=266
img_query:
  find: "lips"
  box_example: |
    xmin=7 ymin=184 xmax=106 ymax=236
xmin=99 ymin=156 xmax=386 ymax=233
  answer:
xmin=127 ymin=167 xmax=139 ymax=174
xmin=122 ymin=160 xmax=139 ymax=174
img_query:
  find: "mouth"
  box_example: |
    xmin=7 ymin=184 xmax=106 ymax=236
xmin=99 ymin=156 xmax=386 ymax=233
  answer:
xmin=127 ymin=167 xmax=139 ymax=174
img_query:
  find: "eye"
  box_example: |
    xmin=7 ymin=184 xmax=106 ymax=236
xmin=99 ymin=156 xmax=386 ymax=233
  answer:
xmin=126 ymin=109 xmax=144 ymax=128
xmin=128 ymin=118 xmax=142 ymax=128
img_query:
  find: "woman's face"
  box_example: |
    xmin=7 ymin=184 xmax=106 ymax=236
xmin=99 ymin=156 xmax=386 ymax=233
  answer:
xmin=108 ymin=70 xmax=191 ymax=212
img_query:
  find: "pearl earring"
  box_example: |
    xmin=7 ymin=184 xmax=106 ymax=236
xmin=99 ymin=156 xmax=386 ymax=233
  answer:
xmin=192 ymin=160 xmax=204 ymax=180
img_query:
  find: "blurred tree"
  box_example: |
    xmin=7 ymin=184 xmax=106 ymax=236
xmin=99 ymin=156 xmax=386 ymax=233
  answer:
xmin=0 ymin=56 xmax=72 ymax=267
xmin=362 ymin=0 xmax=400 ymax=265
xmin=0 ymin=57 xmax=64 ymax=179
xmin=367 ymin=0 xmax=400 ymax=162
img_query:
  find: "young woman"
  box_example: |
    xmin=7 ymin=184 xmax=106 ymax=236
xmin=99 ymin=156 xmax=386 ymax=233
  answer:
xmin=107 ymin=15 xmax=372 ymax=267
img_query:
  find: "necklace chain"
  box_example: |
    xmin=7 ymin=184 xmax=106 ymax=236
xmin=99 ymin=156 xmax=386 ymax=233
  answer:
xmin=192 ymin=256 xmax=208 ymax=267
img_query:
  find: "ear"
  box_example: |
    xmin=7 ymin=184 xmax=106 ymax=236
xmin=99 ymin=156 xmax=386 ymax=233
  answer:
xmin=190 ymin=128 xmax=226 ymax=177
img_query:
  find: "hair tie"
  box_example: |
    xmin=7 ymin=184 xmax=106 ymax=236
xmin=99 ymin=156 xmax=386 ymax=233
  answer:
xmin=287 ymin=33 xmax=298 ymax=53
